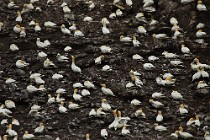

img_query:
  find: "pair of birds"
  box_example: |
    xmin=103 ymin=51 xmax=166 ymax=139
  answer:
xmin=108 ymin=110 xmax=130 ymax=130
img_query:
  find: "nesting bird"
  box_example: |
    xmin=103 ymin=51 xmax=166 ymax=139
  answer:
xmin=20 ymin=27 xmax=26 ymax=38
xmin=36 ymin=38 xmax=50 ymax=49
xmin=154 ymin=123 xmax=167 ymax=131
xmin=179 ymin=104 xmax=188 ymax=115
xmin=23 ymin=131 xmax=35 ymax=139
xmin=116 ymin=9 xmax=123 ymax=16
xmin=44 ymin=21 xmax=57 ymax=28
xmin=62 ymin=3 xmax=71 ymax=14
xmin=73 ymin=89 xmax=82 ymax=101
xmin=197 ymin=81 xmax=208 ymax=89
xmin=101 ymin=84 xmax=115 ymax=96
xmin=84 ymin=81 xmax=96 ymax=89
xmin=178 ymin=127 xmax=193 ymax=139
xmin=126 ymin=0 xmax=133 ymax=7
xmin=34 ymin=22 xmax=41 ymax=32
xmin=6 ymin=124 xmax=17 ymax=136
xmin=58 ymin=101 xmax=67 ymax=113
xmin=100 ymin=45 xmax=112 ymax=54
xmin=156 ymin=111 xmax=163 ymax=122
xmin=16 ymin=60 xmax=29 ymax=68
xmin=149 ymin=99 xmax=164 ymax=108
xmin=137 ymin=26 xmax=147 ymax=34
xmin=197 ymin=0 xmax=207 ymax=11
xmin=135 ymin=108 xmax=146 ymax=118
xmin=152 ymin=92 xmax=165 ymax=99
xmin=170 ymin=17 xmax=178 ymax=25
xmin=131 ymin=99 xmax=141 ymax=106
xmin=13 ymin=24 xmax=21 ymax=33
xmin=83 ymin=16 xmax=93 ymax=22
xmin=34 ymin=122 xmax=44 ymax=133
xmin=132 ymin=35 xmax=141 ymax=47
xmin=132 ymin=54 xmax=143 ymax=61
xmin=191 ymin=58 xmax=210 ymax=70
xmin=192 ymin=67 xmax=209 ymax=81
xmin=81 ymin=89 xmax=90 ymax=96
xmin=15 ymin=11 xmax=22 ymax=22
xmin=86 ymin=1 xmax=95 ymax=10
xmin=44 ymin=58 xmax=55 ymax=68
xmin=143 ymin=63 xmax=155 ymax=70
xmin=10 ymin=44 xmax=19 ymax=52
xmin=74 ymin=30 xmax=84 ymax=37
xmin=101 ymin=99 xmax=112 ymax=111
xmin=101 ymin=129 xmax=108 ymax=139
xmin=181 ymin=44 xmax=191 ymax=54
xmin=171 ymin=90 xmax=183 ymax=100
xmin=0 ymin=22 xmax=3 ymax=31
xmin=120 ymin=35 xmax=132 ymax=43
xmin=89 ymin=109 xmax=97 ymax=116
xmin=48 ymin=94 xmax=55 ymax=104
xmin=5 ymin=100 xmax=15 ymax=109
xmin=61 ymin=24 xmax=71 ymax=35
xmin=196 ymin=29 xmax=207 ymax=38
xmin=162 ymin=51 xmax=178 ymax=59
xmin=181 ymin=0 xmax=194 ymax=4
xmin=68 ymin=102 xmax=81 ymax=110
xmin=122 ymin=125 xmax=130 ymax=135
xmin=71 ymin=55 xmax=82 ymax=73
xmin=57 ymin=53 xmax=69 ymax=62
xmin=95 ymin=55 xmax=105 ymax=64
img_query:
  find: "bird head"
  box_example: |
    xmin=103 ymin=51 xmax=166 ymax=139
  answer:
xmin=178 ymin=126 xmax=184 ymax=132
xmin=165 ymin=77 xmax=172 ymax=81
xmin=189 ymin=118 xmax=194 ymax=122
xmin=132 ymin=35 xmax=137 ymax=40
xmin=74 ymin=88 xmax=78 ymax=94
xmin=23 ymin=3 xmax=28 ymax=7
xmin=39 ymin=122 xmax=44 ymax=126
xmin=16 ymin=24 xmax=20 ymax=28
xmin=198 ymin=81 xmax=205 ymax=84
xmin=198 ymin=29 xmax=203 ymax=32
xmin=61 ymin=24 xmax=65 ymax=28
xmin=120 ymin=35 xmax=125 ymax=39
xmin=100 ymin=84 xmax=106 ymax=88
xmin=71 ymin=55 xmax=75 ymax=63
xmin=60 ymin=101 xmax=64 ymax=105
xmin=193 ymin=58 xmax=199 ymax=64
xmin=7 ymin=124 xmax=12 ymax=129
xmin=86 ymin=134 xmax=90 ymax=140
xmin=205 ymin=131 xmax=210 ymax=136
xmin=149 ymin=99 xmax=154 ymax=103
xmin=180 ymin=104 xmax=185 ymax=108
xmin=181 ymin=44 xmax=185 ymax=48
xmin=198 ymin=0 xmax=203 ymax=4
xmin=113 ymin=109 xmax=117 ymax=117
xmin=158 ymin=110 xmax=162 ymax=115
xmin=131 ymin=76 xmax=136 ymax=81
xmin=102 ymin=99 xmax=107 ymax=103
xmin=24 ymin=131 xmax=29 ymax=134
xmin=118 ymin=110 xmax=122 ymax=117
xmin=195 ymin=115 xmax=199 ymax=120
xmin=16 ymin=11 xmax=21 ymax=15
xmin=100 ymin=55 xmax=105 ymax=59
xmin=137 ymin=108 xmax=143 ymax=113
xmin=154 ymin=123 xmax=158 ymax=127
xmin=129 ymin=70 xmax=134 ymax=75
xmin=5 ymin=100 xmax=11 ymax=104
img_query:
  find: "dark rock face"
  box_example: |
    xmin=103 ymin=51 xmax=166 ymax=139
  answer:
xmin=0 ymin=0 xmax=210 ymax=139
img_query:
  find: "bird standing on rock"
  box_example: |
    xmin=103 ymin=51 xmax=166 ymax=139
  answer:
xmin=71 ymin=55 xmax=82 ymax=73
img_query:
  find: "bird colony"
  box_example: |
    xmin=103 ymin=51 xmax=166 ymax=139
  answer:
xmin=0 ymin=0 xmax=210 ymax=139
